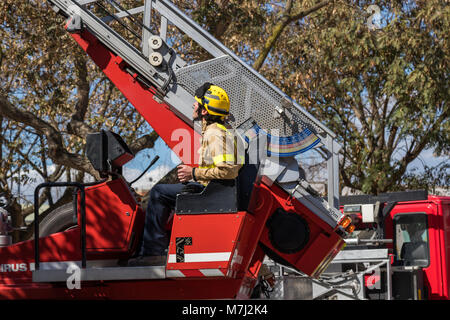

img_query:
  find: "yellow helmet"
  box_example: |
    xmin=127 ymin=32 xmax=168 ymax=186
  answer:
xmin=194 ymin=83 xmax=230 ymax=117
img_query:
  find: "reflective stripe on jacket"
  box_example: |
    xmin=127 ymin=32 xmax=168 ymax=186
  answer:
xmin=194 ymin=121 xmax=243 ymax=186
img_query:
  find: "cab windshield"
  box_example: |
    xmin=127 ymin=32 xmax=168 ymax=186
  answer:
xmin=393 ymin=214 xmax=430 ymax=267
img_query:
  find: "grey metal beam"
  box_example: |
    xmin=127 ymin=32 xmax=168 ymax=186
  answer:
xmin=142 ymin=0 xmax=152 ymax=56
xmin=152 ymin=0 xmax=224 ymax=57
xmin=326 ymin=136 xmax=340 ymax=209
xmin=78 ymin=0 xmax=98 ymax=5
xmin=160 ymin=15 xmax=168 ymax=41
xmin=53 ymin=0 xmax=164 ymax=88
xmin=33 ymin=265 xmax=166 ymax=282
xmin=333 ymin=249 xmax=389 ymax=261
xmin=50 ymin=0 xmax=196 ymax=126
xmin=289 ymin=180 xmax=343 ymax=227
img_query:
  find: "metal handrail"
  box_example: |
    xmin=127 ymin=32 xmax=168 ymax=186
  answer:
xmin=34 ymin=182 xmax=86 ymax=270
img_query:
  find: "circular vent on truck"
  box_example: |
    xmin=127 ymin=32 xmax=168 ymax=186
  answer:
xmin=267 ymin=208 xmax=310 ymax=254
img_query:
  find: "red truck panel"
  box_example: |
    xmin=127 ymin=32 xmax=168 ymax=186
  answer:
xmin=437 ymin=197 xmax=450 ymax=299
xmin=78 ymin=179 xmax=144 ymax=256
xmin=253 ymin=182 xmax=345 ymax=278
xmin=166 ymin=212 xmax=247 ymax=277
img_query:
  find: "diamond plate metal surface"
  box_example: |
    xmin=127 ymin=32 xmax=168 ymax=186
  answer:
xmin=175 ymin=55 xmax=322 ymax=137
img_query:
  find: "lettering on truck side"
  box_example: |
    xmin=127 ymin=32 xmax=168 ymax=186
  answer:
xmin=0 ymin=263 xmax=28 ymax=272
xmin=0 ymin=263 xmax=37 ymax=272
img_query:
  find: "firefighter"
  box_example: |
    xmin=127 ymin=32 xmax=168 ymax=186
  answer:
xmin=128 ymin=83 xmax=242 ymax=266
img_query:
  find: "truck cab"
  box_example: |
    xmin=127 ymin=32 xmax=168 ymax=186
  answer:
xmin=336 ymin=191 xmax=450 ymax=300
xmin=383 ymin=194 xmax=450 ymax=299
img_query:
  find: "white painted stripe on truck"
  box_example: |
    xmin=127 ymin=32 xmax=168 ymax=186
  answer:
xmin=168 ymin=252 xmax=231 ymax=263
xmin=166 ymin=270 xmax=186 ymax=278
xmin=199 ymin=269 xmax=225 ymax=277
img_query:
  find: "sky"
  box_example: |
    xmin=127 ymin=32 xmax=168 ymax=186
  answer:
xmin=122 ymin=138 xmax=179 ymax=193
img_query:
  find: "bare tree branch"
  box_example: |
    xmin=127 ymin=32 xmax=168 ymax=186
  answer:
xmin=67 ymin=54 xmax=95 ymax=138
xmin=253 ymin=0 xmax=333 ymax=71
xmin=129 ymin=131 xmax=159 ymax=155
xmin=0 ymin=94 xmax=99 ymax=178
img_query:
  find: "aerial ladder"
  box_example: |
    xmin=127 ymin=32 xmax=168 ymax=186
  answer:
xmin=0 ymin=0 xmax=354 ymax=299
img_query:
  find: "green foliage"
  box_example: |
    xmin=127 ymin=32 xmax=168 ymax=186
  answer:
xmin=0 ymin=0 xmax=159 ymax=236
xmin=259 ymin=0 xmax=449 ymax=194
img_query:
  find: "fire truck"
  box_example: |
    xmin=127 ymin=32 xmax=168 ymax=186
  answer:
xmin=0 ymin=0 xmax=354 ymax=299
xmin=258 ymin=190 xmax=450 ymax=300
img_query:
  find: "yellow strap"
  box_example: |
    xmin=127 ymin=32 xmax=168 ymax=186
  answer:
xmin=201 ymin=154 xmax=244 ymax=168
xmin=213 ymin=154 xmax=235 ymax=164
xmin=213 ymin=154 xmax=244 ymax=165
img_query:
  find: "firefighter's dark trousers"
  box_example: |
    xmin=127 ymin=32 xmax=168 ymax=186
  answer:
xmin=138 ymin=182 xmax=204 ymax=256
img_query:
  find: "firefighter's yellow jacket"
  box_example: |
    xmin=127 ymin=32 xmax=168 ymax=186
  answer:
xmin=193 ymin=121 xmax=243 ymax=186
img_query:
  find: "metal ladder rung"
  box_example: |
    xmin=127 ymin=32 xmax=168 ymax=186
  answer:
xmin=78 ymin=0 xmax=100 ymax=5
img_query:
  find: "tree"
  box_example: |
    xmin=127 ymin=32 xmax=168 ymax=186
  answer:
xmin=400 ymin=161 xmax=449 ymax=195
xmin=221 ymin=0 xmax=449 ymax=194
xmin=0 ymin=0 xmax=159 ymax=240
xmin=295 ymin=0 xmax=449 ymax=194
